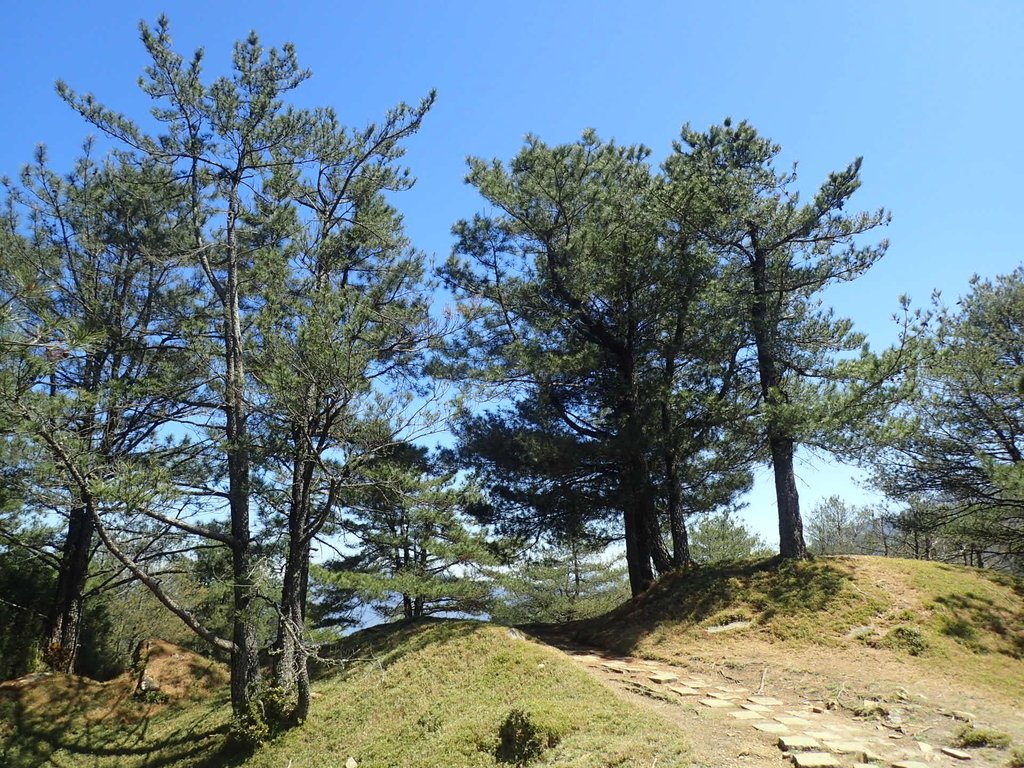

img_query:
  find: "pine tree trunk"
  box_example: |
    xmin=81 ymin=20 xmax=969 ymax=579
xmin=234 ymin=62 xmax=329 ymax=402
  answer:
xmin=770 ymin=436 xmax=806 ymax=558
xmin=224 ymin=184 xmax=261 ymax=720
xmin=47 ymin=505 xmax=93 ymax=672
xmin=749 ymin=245 xmax=807 ymax=560
xmin=623 ymin=503 xmax=654 ymax=596
xmin=274 ymin=447 xmax=315 ymax=719
xmin=612 ymin=347 xmax=658 ymax=594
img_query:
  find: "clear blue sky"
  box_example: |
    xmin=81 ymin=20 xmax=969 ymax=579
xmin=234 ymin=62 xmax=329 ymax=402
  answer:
xmin=3 ymin=1 xmax=1022 ymax=544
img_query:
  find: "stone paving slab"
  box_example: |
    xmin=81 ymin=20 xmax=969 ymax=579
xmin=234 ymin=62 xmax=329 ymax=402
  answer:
xmin=708 ymin=691 xmax=738 ymax=700
xmin=748 ymin=695 xmax=784 ymax=706
xmin=776 ymin=716 xmax=813 ymax=727
xmin=700 ymin=698 xmax=735 ymax=708
xmin=806 ymin=731 xmax=847 ymax=741
xmin=729 ymin=710 xmax=762 ymax=720
xmin=742 ymin=703 xmax=775 ymax=713
xmin=648 ymin=672 xmax=679 ymax=684
xmin=821 ymin=740 xmax=869 ymax=760
xmin=667 ymin=685 xmax=700 ymax=696
xmin=941 ymin=747 xmax=971 ymax=760
xmin=753 ymin=722 xmax=790 ymax=734
xmin=778 ymin=735 xmax=823 ymax=751
xmin=790 ymin=752 xmax=840 ymax=767
xmin=892 ymin=762 xmax=931 ymax=768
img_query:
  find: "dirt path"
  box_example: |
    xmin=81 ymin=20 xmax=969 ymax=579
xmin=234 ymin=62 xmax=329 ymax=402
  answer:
xmin=526 ymin=628 xmax=1015 ymax=768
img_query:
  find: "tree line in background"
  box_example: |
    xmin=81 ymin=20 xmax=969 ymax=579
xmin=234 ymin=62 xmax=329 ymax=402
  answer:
xmin=0 ymin=19 xmax=1020 ymax=744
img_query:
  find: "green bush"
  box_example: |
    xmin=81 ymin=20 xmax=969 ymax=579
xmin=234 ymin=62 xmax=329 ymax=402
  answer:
xmin=884 ymin=625 xmax=929 ymax=656
xmin=495 ymin=708 xmax=557 ymax=765
xmin=954 ymin=725 xmax=1011 ymax=749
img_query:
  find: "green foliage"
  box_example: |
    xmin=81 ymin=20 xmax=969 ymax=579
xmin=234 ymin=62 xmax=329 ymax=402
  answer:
xmin=883 ymin=625 xmax=929 ymax=656
xmin=688 ymin=510 xmax=771 ymax=563
xmin=668 ymin=119 xmax=904 ymax=557
xmin=317 ymin=445 xmax=493 ymax=621
xmin=954 ymin=725 xmax=1012 ymax=749
xmin=445 ymin=129 xmax=755 ymax=591
xmin=871 ymin=267 xmax=1024 ymax=568
xmin=0 ymin=529 xmax=53 ymax=679
xmin=489 ymin=540 xmax=630 ymax=625
xmin=496 ymin=708 xmax=556 ymax=765
xmin=226 ymin=705 xmax=270 ymax=754
xmin=8 ymin=14 xmax=439 ymax=721
xmin=1008 ymin=746 xmax=1024 ymax=767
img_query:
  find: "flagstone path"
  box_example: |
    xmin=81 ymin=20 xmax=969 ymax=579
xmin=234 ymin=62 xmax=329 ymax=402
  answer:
xmin=527 ymin=631 xmax=1010 ymax=768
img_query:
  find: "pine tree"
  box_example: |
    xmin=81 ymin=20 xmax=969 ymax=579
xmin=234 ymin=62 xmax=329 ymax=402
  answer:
xmin=871 ymin=267 xmax=1024 ymax=568
xmin=667 ymin=120 xmax=901 ymax=558
xmin=0 ymin=147 xmax=200 ymax=672
xmin=444 ymin=131 xmax=752 ymax=594
xmin=54 ymin=17 xmax=436 ymax=729
xmin=317 ymin=445 xmax=492 ymax=622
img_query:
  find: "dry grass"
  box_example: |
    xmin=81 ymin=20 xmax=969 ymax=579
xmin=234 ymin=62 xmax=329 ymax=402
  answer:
xmin=570 ymin=555 xmax=1024 ymax=703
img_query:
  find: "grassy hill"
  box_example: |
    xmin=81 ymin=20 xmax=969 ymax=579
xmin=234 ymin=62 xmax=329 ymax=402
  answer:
xmin=0 ymin=622 xmax=689 ymax=768
xmin=572 ymin=554 xmax=1024 ymax=703
xmin=2 ymin=555 xmax=1021 ymax=768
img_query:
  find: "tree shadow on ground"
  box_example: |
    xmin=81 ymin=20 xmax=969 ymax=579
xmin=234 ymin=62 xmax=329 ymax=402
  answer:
xmin=0 ymin=674 xmax=234 ymax=768
xmin=312 ymin=617 xmax=484 ymax=682
xmin=933 ymin=590 xmax=1024 ymax=659
xmin=562 ymin=556 xmax=854 ymax=655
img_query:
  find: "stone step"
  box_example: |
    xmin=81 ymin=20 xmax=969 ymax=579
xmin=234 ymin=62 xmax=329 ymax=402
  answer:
xmin=790 ymin=752 xmax=840 ymax=767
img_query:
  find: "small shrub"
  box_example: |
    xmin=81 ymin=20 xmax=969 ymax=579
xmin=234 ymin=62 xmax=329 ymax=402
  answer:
xmin=884 ymin=625 xmax=929 ymax=656
xmin=495 ymin=708 xmax=556 ymax=765
xmin=260 ymin=685 xmax=295 ymax=729
xmin=1008 ymin=746 xmax=1024 ymax=768
xmin=226 ymin=705 xmax=269 ymax=753
xmin=939 ymin=616 xmax=979 ymax=641
xmin=132 ymin=688 xmax=169 ymax=704
xmin=417 ymin=712 xmax=442 ymax=734
xmin=851 ymin=700 xmax=889 ymax=718
xmin=954 ymin=725 xmax=1011 ymax=749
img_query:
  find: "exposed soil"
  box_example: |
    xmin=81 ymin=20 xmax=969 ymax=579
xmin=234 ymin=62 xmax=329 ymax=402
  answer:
xmin=527 ymin=624 xmax=1023 ymax=768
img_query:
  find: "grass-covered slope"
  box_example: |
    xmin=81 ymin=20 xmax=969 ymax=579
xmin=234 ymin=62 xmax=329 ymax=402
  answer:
xmin=0 ymin=622 xmax=690 ymax=768
xmin=252 ymin=620 xmax=688 ymax=768
xmin=572 ymin=555 xmax=1024 ymax=701
xmin=0 ymin=640 xmax=231 ymax=767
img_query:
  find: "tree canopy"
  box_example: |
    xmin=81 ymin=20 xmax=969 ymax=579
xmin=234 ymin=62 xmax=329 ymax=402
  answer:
xmin=1 ymin=17 xmax=1019 ymax=753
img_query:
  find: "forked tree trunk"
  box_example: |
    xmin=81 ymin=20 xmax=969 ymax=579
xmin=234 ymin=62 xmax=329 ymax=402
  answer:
xmin=749 ymin=244 xmax=807 ymax=560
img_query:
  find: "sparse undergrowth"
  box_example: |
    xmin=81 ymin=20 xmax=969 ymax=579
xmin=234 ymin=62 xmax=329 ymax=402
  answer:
xmin=954 ymin=724 xmax=1012 ymax=749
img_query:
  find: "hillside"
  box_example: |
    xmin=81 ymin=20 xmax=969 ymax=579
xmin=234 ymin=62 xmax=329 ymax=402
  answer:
xmin=1 ymin=555 xmax=1021 ymax=768
xmin=571 ymin=555 xmax=1023 ymax=701
xmin=0 ymin=622 xmax=689 ymax=767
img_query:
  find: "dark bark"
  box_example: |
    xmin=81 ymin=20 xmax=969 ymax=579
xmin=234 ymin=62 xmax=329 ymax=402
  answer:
xmin=46 ymin=505 xmax=94 ymax=672
xmin=224 ymin=180 xmax=261 ymax=718
xmin=621 ymin=399 xmax=656 ymax=594
xmin=661 ymin=379 xmax=691 ymax=568
xmin=623 ymin=502 xmax=654 ymax=596
xmin=770 ymin=436 xmax=806 ymax=558
xmin=749 ymin=242 xmax=807 ymax=559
